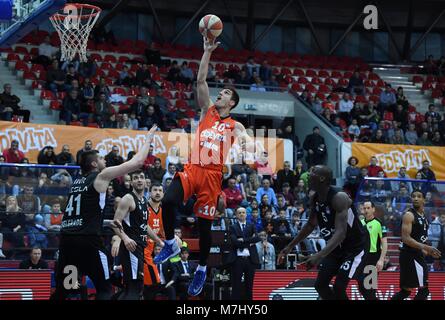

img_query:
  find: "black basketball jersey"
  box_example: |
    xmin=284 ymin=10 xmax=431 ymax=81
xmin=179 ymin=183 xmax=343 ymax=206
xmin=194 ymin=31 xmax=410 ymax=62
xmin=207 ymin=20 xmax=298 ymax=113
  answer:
xmin=122 ymin=192 xmax=148 ymax=246
xmin=61 ymin=172 xmax=106 ymax=236
xmin=312 ymin=187 xmax=365 ymax=254
xmin=400 ymin=208 xmax=429 ymax=253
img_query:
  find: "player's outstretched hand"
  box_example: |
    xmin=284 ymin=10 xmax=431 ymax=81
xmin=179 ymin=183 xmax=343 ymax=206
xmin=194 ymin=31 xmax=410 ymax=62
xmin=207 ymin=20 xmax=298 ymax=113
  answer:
xmin=203 ymin=36 xmax=220 ymax=53
xmin=146 ymin=124 xmax=158 ymax=141
xmin=277 ymin=246 xmax=292 ymax=265
xmin=111 ymin=238 xmax=121 ymax=257
xmin=124 ymin=238 xmax=137 ymax=252
xmin=302 ymin=253 xmax=322 ymax=270
xmin=424 ymin=245 xmax=442 ymax=258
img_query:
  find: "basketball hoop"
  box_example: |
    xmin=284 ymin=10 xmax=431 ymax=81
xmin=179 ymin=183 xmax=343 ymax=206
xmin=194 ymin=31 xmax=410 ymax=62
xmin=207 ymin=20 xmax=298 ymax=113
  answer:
xmin=49 ymin=3 xmax=101 ymax=62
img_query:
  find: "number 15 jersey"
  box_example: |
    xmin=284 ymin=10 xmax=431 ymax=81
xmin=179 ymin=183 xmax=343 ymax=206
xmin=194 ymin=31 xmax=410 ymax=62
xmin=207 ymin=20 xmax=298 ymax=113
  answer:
xmin=61 ymin=172 xmax=106 ymax=236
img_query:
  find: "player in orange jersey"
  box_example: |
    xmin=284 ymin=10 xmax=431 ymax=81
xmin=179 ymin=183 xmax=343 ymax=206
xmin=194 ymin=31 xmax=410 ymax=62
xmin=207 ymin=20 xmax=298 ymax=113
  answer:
xmin=154 ymin=36 xmax=258 ymax=296
xmin=143 ymin=183 xmax=165 ymax=289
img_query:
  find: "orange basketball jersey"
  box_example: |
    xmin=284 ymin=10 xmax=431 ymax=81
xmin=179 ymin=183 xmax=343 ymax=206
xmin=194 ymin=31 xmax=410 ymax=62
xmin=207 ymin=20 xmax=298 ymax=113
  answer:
xmin=143 ymin=202 xmax=164 ymax=286
xmin=190 ymin=105 xmax=237 ymax=171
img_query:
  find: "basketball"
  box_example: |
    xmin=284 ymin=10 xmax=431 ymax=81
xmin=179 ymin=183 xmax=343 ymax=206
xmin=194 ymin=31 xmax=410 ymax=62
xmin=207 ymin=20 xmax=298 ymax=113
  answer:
xmin=199 ymin=14 xmax=223 ymax=39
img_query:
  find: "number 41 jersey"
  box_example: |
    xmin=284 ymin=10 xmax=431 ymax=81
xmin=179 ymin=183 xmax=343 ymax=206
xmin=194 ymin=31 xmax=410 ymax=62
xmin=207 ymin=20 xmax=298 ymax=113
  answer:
xmin=61 ymin=172 xmax=106 ymax=236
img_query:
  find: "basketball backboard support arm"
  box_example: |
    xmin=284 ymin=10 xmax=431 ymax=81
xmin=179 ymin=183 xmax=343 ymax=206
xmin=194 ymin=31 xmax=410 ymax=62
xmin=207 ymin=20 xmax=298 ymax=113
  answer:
xmin=0 ymin=0 xmax=66 ymax=48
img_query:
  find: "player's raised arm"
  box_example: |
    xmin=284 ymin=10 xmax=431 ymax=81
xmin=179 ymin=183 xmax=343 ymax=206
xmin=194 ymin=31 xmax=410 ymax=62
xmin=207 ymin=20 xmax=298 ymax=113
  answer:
xmin=197 ymin=37 xmax=220 ymax=116
xmin=112 ymin=194 xmax=137 ymax=252
xmin=401 ymin=211 xmax=441 ymax=257
xmin=94 ymin=125 xmax=157 ymax=192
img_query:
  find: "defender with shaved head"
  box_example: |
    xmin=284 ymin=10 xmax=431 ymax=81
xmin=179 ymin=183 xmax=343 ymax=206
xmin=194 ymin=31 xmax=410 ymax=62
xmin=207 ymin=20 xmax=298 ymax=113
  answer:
xmin=278 ymin=165 xmax=366 ymax=300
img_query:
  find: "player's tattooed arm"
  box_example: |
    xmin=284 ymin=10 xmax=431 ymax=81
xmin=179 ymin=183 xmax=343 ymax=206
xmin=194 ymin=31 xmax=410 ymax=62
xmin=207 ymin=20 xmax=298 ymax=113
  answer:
xmin=112 ymin=194 xmax=138 ymax=252
xmin=94 ymin=125 xmax=157 ymax=193
xmin=197 ymin=37 xmax=219 ymax=117
xmin=401 ymin=211 xmax=441 ymax=258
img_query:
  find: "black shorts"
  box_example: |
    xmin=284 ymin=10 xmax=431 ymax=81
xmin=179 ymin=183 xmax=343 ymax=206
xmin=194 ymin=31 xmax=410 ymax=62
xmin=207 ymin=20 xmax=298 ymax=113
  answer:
xmin=54 ymin=236 xmax=112 ymax=299
xmin=361 ymin=252 xmax=380 ymax=268
xmin=318 ymin=249 xmax=366 ymax=281
xmin=399 ymin=250 xmax=428 ymax=289
xmin=119 ymin=242 xmax=145 ymax=284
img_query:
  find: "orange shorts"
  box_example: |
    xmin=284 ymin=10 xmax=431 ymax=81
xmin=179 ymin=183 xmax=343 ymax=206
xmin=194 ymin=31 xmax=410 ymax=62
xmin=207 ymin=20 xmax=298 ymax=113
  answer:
xmin=176 ymin=164 xmax=222 ymax=221
xmin=143 ymin=246 xmax=160 ymax=286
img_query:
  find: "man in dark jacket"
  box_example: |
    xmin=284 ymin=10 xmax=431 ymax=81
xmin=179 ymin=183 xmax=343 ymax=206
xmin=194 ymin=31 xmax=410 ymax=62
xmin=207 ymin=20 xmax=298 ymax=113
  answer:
xmin=56 ymin=145 xmax=75 ymax=165
xmin=417 ymin=160 xmax=436 ymax=181
xmin=61 ymin=89 xmax=81 ymax=125
xmin=303 ymin=127 xmax=326 ymax=168
xmin=171 ymin=247 xmax=199 ymax=300
xmin=147 ymin=158 xmax=166 ymax=184
xmin=0 ymin=83 xmax=30 ymax=122
xmin=37 ymin=146 xmax=57 ymax=164
xmin=104 ymin=146 xmax=124 ymax=167
xmin=275 ymin=161 xmax=297 ymax=191
xmin=228 ymin=207 xmax=260 ymax=300
xmin=76 ymin=140 xmax=93 ymax=165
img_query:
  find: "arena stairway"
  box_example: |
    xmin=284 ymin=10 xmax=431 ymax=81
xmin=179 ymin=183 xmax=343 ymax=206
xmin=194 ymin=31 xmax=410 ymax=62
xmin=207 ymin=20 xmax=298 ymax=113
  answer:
xmin=0 ymin=56 xmax=57 ymax=124
xmin=373 ymin=66 xmax=433 ymax=114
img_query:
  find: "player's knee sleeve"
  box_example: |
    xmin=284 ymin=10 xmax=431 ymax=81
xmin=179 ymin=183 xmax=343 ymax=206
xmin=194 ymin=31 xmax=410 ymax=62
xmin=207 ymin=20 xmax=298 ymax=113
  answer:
xmin=414 ymin=287 xmax=429 ymax=300
xmin=391 ymin=289 xmax=411 ymax=300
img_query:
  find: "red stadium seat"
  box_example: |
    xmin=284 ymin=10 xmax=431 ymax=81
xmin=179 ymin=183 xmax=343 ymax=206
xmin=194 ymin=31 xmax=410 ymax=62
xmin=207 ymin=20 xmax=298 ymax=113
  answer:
xmin=177 ymin=119 xmax=189 ymax=129
xmin=318 ymin=70 xmax=330 ymax=78
xmin=355 ymin=95 xmax=367 ymax=103
xmin=338 ymin=78 xmax=349 ymax=86
xmin=369 ymin=95 xmax=380 ymax=104
xmin=14 ymin=46 xmax=28 ymax=54
xmin=118 ymin=56 xmax=130 ymax=63
xmin=41 ymin=90 xmax=55 ymax=100
xmin=89 ymin=53 xmax=102 ymax=62
xmin=305 ymin=69 xmax=317 ymax=77
xmin=175 ymin=91 xmax=188 ymax=100
xmin=318 ymin=84 xmax=330 ymax=94
xmin=383 ymin=111 xmax=394 ymax=121
xmin=291 ymin=83 xmax=302 ymax=92
xmin=412 ymin=75 xmax=423 ymax=84
xmin=372 ymin=87 xmax=382 ymax=95
xmin=331 ymin=71 xmax=342 ymax=79
xmin=100 ymin=62 xmax=112 ymax=70
xmin=293 ymin=68 xmax=305 ymax=76
xmin=311 ymin=77 xmax=322 ymax=85
xmin=175 ymin=99 xmax=189 ymax=110
xmin=368 ymin=73 xmax=379 ymax=80
xmin=297 ymin=77 xmax=309 ymax=85
xmin=113 ymin=87 xmax=127 ymax=95
xmin=305 ymin=84 xmax=317 ymax=93
xmin=162 ymin=91 xmax=173 ymax=99
xmin=324 ymin=78 xmax=336 ymax=86
xmin=50 ymin=100 xmax=62 ymax=110
xmin=7 ymin=53 xmax=20 ymax=61
xmin=14 ymin=60 xmax=29 ymax=72
xmin=23 ymin=71 xmax=35 ymax=80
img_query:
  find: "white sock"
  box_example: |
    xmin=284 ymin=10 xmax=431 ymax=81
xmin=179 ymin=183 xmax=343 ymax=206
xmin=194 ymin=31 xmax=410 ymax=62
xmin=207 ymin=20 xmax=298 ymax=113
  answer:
xmin=197 ymin=265 xmax=207 ymax=272
xmin=165 ymin=238 xmax=175 ymax=245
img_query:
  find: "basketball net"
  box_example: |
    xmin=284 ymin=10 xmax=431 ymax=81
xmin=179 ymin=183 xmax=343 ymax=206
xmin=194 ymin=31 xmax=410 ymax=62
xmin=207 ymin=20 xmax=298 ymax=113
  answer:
xmin=50 ymin=3 xmax=101 ymax=62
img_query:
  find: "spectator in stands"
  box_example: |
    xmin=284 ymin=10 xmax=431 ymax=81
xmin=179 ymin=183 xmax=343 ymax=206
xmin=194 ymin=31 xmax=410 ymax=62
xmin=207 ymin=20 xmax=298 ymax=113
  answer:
xmin=281 ymin=182 xmax=295 ymax=207
xmin=396 ymin=87 xmax=409 ymax=109
xmin=392 ymin=185 xmax=411 ymax=214
xmin=247 ymin=208 xmax=263 ymax=233
xmin=60 ymin=89 xmax=82 ymax=125
xmin=47 ymin=60 xmax=67 ymax=94
xmin=56 ymin=144 xmax=76 ymax=165
xmin=344 ymin=156 xmax=360 ymax=194
xmin=78 ymin=55 xmax=96 ymax=79
xmin=425 ymin=104 xmax=441 ymax=127
xmin=237 ymin=70 xmax=252 ymax=86
xmin=250 ymin=76 xmax=266 ymax=92
xmin=348 ymin=118 xmax=361 ymax=139
xmin=404 ymin=123 xmax=418 ymax=145
xmin=75 ymin=140 xmax=93 ymax=165
xmin=142 ymin=145 xmax=156 ymax=171
xmin=438 ymin=56 xmax=445 ymax=77
xmin=179 ymin=61 xmax=194 ymax=85
xmin=256 ymin=179 xmax=278 ymax=207
xmin=230 ymin=153 xmax=253 ymax=184
xmin=93 ymin=92 xmax=112 ymax=127
xmin=438 ymin=212 xmax=445 ymax=269
xmin=27 ymin=214 xmax=48 ymax=249
xmin=303 ymin=127 xmax=326 ymax=168
xmin=300 ymin=89 xmax=312 ymax=105
xmin=80 ymin=77 xmax=95 ymax=102
xmin=34 ymin=36 xmax=58 ymax=68
xmin=104 ymin=146 xmax=124 ymax=167
xmin=0 ymin=84 xmax=30 ymax=122
xmin=2 ymin=139 xmax=25 ymax=164
xmin=256 ymin=231 xmax=275 ymax=270
xmin=259 ymin=60 xmax=272 ymax=85
xmin=322 ymin=95 xmax=335 ymax=113
xmin=338 ymin=93 xmax=354 ymax=124
xmin=94 ymin=78 xmax=111 ymax=100
xmin=17 ymin=185 xmax=40 ymax=214
xmin=294 ymin=179 xmax=309 ymax=204
xmin=147 ymin=158 xmax=166 ymax=185
xmin=425 ymin=55 xmax=438 ymax=75
xmin=393 ymin=104 xmax=408 ymax=130
xmin=37 ymin=146 xmax=56 ymax=165
xmin=65 ymin=64 xmax=79 ymax=90
xmin=390 ymin=129 xmax=405 ymax=145
xmin=275 ymin=161 xmax=297 ymax=191
xmin=417 ymin=160 xmax=436 ymax=181
xmin=431 ymin=131 xmax=444 ymax=146
xmin=223 ymin=177 xmax=244 ymax=214
xmin=117 ymin=65 xmax=132 ymax=86
xmin=142 ymin=105 xmax=163 ymax=130
xmin=311 ymin=96 xmax=323 ymax=115
xmin=417 ymin=131 xmax=433 ymax=146
xmin=348 ymin=71 xmax=365 ymax=96
xmin=135 ymin=63 xmax=153 ymax=88
xmin=167 ymin=60 xmax=181 ymax=84
xmin=367 ymin=156 xmax=385 ymax=177
xmin=44 ymin=199 xmax=62 ymax=233
xmin=162 ymin=163 xmax=177 ymax=185
xmin=245 ymin=56 xmax=260 ymax=79
xmin=378 ymin=84 xmax=397 ymax=115
xmin=117 ymin=113 xmax=134 ymax=130
xmin=19 ymin=247 xmax=48 ymax=269
xmin=165 ymin=146 xmax=183 ymax=170
xmin=370 ymin=129 xmax=386 ymax=143
xmin=2 ymin=195 xmax=25 ymax=249
xmin=245 ymin=172 xmax=260 ymax=200
xmin=273 ymin=209 xmax=292 ymax=249
xmin=254 ymin=151 xmax=273 ymax=180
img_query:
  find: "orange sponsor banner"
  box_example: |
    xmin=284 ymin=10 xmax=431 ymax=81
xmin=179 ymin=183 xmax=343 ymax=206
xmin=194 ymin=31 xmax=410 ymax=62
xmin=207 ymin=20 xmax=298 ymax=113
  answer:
xmin=352 ymin=142 xmax=445 ymax=180
xmin=0 ymin=121 xmax=285 ymax=171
